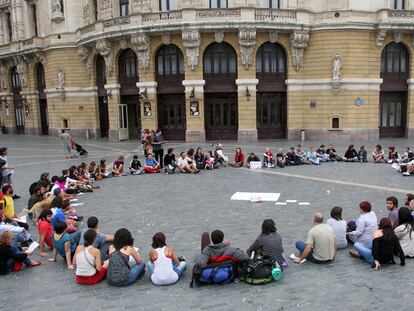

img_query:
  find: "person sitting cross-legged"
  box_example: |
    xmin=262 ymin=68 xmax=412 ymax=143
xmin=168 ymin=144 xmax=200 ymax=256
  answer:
xmin=293 ymin=212 xmax=336 ymax=264
xmin=143 ymin=154 xmax=161 ymax=174
xmin=263 ymin=148 xmax=275 ymax=168
xmin=372 ymin=144 xmax=385 ymax=163
xmin=74 ymin=229 xmax=109 ymax=285
xmin=163 ymin=148 xmax=177 ymax=174
xmin=146 ymin=232 xmax=186 ymax=286
xmin=107 ymin=228 xmax=145 ymax=287
xmin=246 ymin=153 xmax=260 ymax=169
xmin=112 ymin=156 xmax=126 ymax=177
xmin=232 ymin=147 xmax=245 ymax=168
xmin=129 ymin=155 xmax=143 ymax=175
xmin=177 ymin=152 xmax=198 ymax=174
xmin=344 ymin=144 xmax=359 ymax=162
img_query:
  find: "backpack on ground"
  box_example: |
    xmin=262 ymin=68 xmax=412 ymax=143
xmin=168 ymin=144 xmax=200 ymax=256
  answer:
xmin=237 ymin=258 xmax=281 ymax=285
xmin=190 ymin=260 xmax=237 ymax=288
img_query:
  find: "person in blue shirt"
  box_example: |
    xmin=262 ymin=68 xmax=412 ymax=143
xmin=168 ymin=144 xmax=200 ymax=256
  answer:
xmin=48 ymin=221 xmax=77 ymax=270
xmin=143 ymin=154 xmax=161 ymax=174
xmin=152 ymin=129 xmax=166 ymax=168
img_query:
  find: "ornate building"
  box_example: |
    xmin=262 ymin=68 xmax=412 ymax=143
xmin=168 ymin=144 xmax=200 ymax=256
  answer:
xmin=0 ymin=0 xmax=413 ymax=141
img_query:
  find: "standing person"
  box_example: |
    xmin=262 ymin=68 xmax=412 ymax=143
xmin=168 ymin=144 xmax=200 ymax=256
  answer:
xmin=0 ymin=147 xmax=19 ymax=199
xmin=152 ymin=129 xmax=166 ymax=169
xmin=107 ymin=228 xmax=145 ymax=287
xmin=163 ymin=148 xmax=177 ymax=174
xmin=146 ymin=232 xmax=186 ymax=285
xmin=293 ymin=213 xmax=336 ymax=264
xmin=327 ymin=207 xmax=348 ymax=249
xmin=73 ymin=229 xmax=109 ymax=285
xmin=386 ymin=196 xmax=399 ymax=228
xmin=59 ymin=129 xmax=73 ymax=159
xmin=372 ymin=144 xmax=385 ymax=163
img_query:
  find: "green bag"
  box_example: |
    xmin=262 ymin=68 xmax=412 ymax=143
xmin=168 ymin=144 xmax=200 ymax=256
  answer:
xmin=237 ymin=258 xmax=281 ymax=285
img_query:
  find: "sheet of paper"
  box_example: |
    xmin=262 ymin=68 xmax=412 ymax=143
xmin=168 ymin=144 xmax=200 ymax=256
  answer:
xmin=249 ymin=161 xmax=262 ymax=169
xmin=19 ymin=215 xmax=27 ymax=223
xmin=70 ymin=203 xmax=84 ymax=207
xmin=231 ymin=192 xmax=280 ymax=202
xmin=298 ymin=202 xmax=310 ymax=206
xmin=28 ymin=241 xmax=39 ymax=253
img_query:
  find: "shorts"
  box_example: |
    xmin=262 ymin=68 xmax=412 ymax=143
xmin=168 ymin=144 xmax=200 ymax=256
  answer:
xmin=63 ymin=144 xmax=71 ymax=155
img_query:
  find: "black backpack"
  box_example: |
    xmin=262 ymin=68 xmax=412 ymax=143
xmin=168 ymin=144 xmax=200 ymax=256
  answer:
xmin=237 ymin=258 xmax=281 ymax=285
xmin=190 ymin=260 xmax=237 ymax=288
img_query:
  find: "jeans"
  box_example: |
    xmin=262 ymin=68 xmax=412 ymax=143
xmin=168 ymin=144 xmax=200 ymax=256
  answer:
xmin=6 ymin=245 xmax=32 ymax=271
xmin=127 ymin=262 xmax=145 ymax=285
xmin=154 ymin=149 xmax=164 ymax=168
xmin=354 ymin=242 xmax=374 ymax=264
xmin=295 ymin=241 xmax=331 ymax=264
xmin=146 ymin=261 xmax=187 ymax=278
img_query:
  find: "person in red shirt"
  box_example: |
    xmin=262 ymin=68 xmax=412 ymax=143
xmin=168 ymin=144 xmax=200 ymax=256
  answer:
xmin=264 ymin=148 xmax=275 ymax=168
xmin=232 ymin=147 xmax=245 ymax=167
xmin=38 ymin=209 xmax=54 ymax=257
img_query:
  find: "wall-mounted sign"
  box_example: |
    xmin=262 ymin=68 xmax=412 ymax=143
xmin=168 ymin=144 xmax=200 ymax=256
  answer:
xmin=190 ymin=99 xmax=199 ymax=116
xmin=144 ymin=100 xmax=152 ymax=117
xmin=355 ymin=98 xmax=364 ymax=106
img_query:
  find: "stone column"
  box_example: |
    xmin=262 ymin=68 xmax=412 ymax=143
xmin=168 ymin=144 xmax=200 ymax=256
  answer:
xmin=136 ymin=81 xmax=157 ymax=131
xmin=236 ymin=79 xmax=258 ymax=141
xmin=104 ymin=84 xmax=121 ymax=140
xmin=408 ymin=79 xmax=414 ymax=138
xmin=0 ymin=12 xmax=4 ymax=44
xmin=14 ymin=0 xmax=24 ymax=40
xmin=183 ymin=79 xmax=205 ymax=142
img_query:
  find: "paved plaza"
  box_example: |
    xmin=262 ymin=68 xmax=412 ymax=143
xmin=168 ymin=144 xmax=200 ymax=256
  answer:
xmin=1 ymin=134 xmax=414 ymax=311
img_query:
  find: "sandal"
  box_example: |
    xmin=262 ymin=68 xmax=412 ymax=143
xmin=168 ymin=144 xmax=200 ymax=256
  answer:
xmin=29 ymin=261 xmax=42 ymax=267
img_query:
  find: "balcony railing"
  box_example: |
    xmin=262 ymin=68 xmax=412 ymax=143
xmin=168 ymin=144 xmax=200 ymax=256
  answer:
xmin=196 ymin=8 xmax=241 ymax=20
xmin=387 ymin=10 xmax=414 ymax=18
xmin=255 ymin=9 xmax=297 ymax=23
xmin=142 ymin=11 xmax=182 ymax=24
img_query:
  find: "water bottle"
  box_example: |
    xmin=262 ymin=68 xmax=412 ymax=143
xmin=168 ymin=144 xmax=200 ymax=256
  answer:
xmin=271 ymin=267 xmax=283 ymax=281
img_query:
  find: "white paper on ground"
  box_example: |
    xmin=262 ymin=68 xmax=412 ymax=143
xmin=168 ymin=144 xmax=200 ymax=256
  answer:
xmin=231 ymin=192 xmax=280 ymax=202
xmin=249 ymin=161 xmax=262 ymax=169
xmin=298 ymin=202 xmax=311 ymax=205
xmin=275 ymin=202 xmax=287 ymax=205
xmin=286 ymin=200 xmax=297 ymax=203
xmin=28 ymin=241 xmax=39 ymax=253
xmin=19 ymin=215 xmax=27 ymax=223
xmin=391 ymin=163 xmax=400 ymax=170
xmin=70 ymin=203 xmax=84 ymax=207
xmin=70 ymin=199 xmax=78 ymax=202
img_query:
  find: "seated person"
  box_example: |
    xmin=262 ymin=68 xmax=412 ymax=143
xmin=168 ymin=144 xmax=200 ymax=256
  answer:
xmin=246 ymin=153 xmax=260 ymax=169
xmin=0 ymin=209 xmax=32 ymax=246
xmin=74 ymin=229 xmax=109 ymax=285
xmin=0 ymin=231 xmax=41 ymax=275
xmin=112 ymin=156 xmax=126 ymax=177
xmin=276 ymin=149 xmax=286 ymax=168
xmin=293 ymin=213 xmax=336 ymax=264
xmin=247 ymin=219 xmax=287 ymax=268
xmin=386 ymin=196 xmax=399 ymax=228
xmin=350 ymin=218 xmax=405 ymax=270
xmin=372 ymin=144 xmax=385 ymax=163
xmin=399 ymin=147 xmax=414 ymax=163
xmin=177 ymin=152 xmax=198 ymax=174
xmin=394 ymin=207 xmax=414 ymax=258
xmin=306 ymin=147 xmax=321 ymax=165
xmin=232 ymin=147 xmax=245 ymax=168
xmin=358 ymin=145 xmax=368 ymax=163
xmin=76 ymin=216 xmax=114 ymax=260
xmin=204 ymin=152 xmax=217 ymax=170
xmin=344 ymin=144 xmax=358 ymax=162
xmin=185 ymin=151 xmax=199 ymax=173
xmin=195 ymin=230 xmax=249 ymax=267
xmin=2 ymin=184 xmax=28 ymax=230
xmin=316 ymin=145 xmax=330 ymax=162
xmin=347 ymin=201 xmax=378 ymax=246
xmin=27 ymin=185 xmax=46 ymax=212
xmin=286 ymin=147 xmax=302 ymax=166
xmin=164 ymin=148 xmax=177 ymax=174
xmin=143 ymin=154 xmax=161 ymax=174
xmin=107 ymin=228 xmax=145 ymax=286
xmin=96 ymin=159 xmax=111 ymax=179
xmin=326 ymin=144 xmax=343 ymax=162
xmin=38 ymin=209 xmax=54 ymax=257
xmin=129 ymin=155 xmax=143 ymax=175
xmin=263 ymin=148 xmax=274 ymax=168
xmin=146 ymin=232 xmax=186 ymax=285
xmin=326 ymin=207 xmax=347 ymax=249
xmin=48 ymin=221 xmax=77 ymax=270
xmin=214 ymin=143 xmax=228 ymax=167
xmin=295 ymin=145 xmax=309 ymax=164
xmin=387 ymin=146 xmax=399 ymax=164
xmin=194 ymin=147 xmax=206 ymax=170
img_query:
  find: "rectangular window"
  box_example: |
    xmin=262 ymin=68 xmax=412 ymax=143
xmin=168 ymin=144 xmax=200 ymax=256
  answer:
xmin=393 ymin=0 xmax=405 ymax=9
xmin=263 ymin=0 xmax=279 ymax=8
xmin=160 ymin=0 xmax=175 ymax=11
xmin=6 ymin=12 xmax=12 ymax=42
xmin=120 ymin=0 xmax=129 ymax=16
xmin=210 ymin=0 xmax=228 ymax=8
xmin=93 ymin=0 xmax=98 ymax=20
xmin=31 ymin=5 xmax=38 ymax=37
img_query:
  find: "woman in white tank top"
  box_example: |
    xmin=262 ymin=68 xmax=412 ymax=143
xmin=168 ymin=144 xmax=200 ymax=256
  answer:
xmin=73 ymin=229 xmax=109 ymax=285
xmin=146 ymin=232 xmax=186 ymax=285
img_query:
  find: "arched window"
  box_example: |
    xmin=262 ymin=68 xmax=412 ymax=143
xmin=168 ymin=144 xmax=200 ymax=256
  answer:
xmin=11 ymin=66 xmax=21 ymax=92
xmin=156 ymin=44 xmax=184 ymax=77
xmin=119 ymin=49 xmax=138 ymax=80
xmin=380 ymin=42 xmax=409 ymax=82
xmin=204 ymin=43 xmax=237 ymax=77
xmin=256 ymin=42 xmax=286 ymax=79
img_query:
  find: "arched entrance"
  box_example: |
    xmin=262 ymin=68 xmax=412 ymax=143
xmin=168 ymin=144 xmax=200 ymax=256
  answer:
xmin=155 ymin=44 xmax=186 ymax=141
xmin=96 ymin=55 xmax=109 ymax=137
xmin=11 ymin=66 xmax=24 ymax=134
xmin=256 ymin=42 xmax=287 ymax=139
xmin=118 ymin=48 xmax=141 ymax=140
xmin=203 ymin=42 xmax=238 ymax=141
xmin=36 ymin=63 xmax=48 ymax=135
xmin=379 ymin=42 xmax=410 ymax=138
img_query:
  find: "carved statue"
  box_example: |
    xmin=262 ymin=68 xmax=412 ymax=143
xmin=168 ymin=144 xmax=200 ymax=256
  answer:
xmin=78 ymin=46 xmax=93 ymax=77
xmin=15 ymin=57 xmax=27 ymax=88
xmin=239 ymin=29 xmax=256 ymax=69
xmin=131 ymin=34 xmax=150 ymax=71
xmin=95 ymin=40 xmax=113 ymax=76
xmin=52 ymin=0 xmax=63 ymax=14
xmin=332 ymin=54 xmax=342 ymax=80
xmin=57 ymin=69 xmax=65 ymax=89
xmin=0 ymin=65 xmax=6 ymax=90
xmin=289 ymin=30 xmax=310 ymax=71
xmin=182 ymin=31 xmax=201 ymax=70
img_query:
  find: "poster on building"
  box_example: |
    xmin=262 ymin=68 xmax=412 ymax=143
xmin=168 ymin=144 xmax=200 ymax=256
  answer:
xmin=144 ymin=101 xmax=152 ymax=117
xmin=190 ymin=99 xmax=199 ymax=116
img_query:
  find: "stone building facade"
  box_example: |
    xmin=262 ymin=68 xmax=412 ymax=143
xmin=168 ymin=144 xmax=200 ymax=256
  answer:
xmin=0 ymin=0 xmax=413 ymax=141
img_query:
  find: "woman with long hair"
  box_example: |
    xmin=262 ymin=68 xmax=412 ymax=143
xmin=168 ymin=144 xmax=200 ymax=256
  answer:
xmin=394 ymin=207 xmax=414 ymax=257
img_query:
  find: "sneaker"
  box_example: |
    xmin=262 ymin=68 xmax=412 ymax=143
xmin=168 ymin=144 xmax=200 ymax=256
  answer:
xmin=12 ymin=194 xmax=21 ymax=199
xmin=403 ymin=172 xmax=410 ymax=176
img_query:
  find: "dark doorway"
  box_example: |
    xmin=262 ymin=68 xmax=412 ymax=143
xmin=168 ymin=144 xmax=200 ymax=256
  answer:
xmin=379 ymin=42 xmax=409 ymax=138
xmin=11 ymin=66 xmax=24 ymax=133
xmin=256 ymin=42 xmax=287 ymax=139
xmin=156 ymin=44 xmax=186 ymax=140
xmin=203 ymin=42 xmax=238 ymax=140
xmin=205 ymin=93 xmax=238 ymax=141
xmin=36 ymin=63 xmax=48 ymax=135
xmin=96 ymin=55 xmax=109 ymax=137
